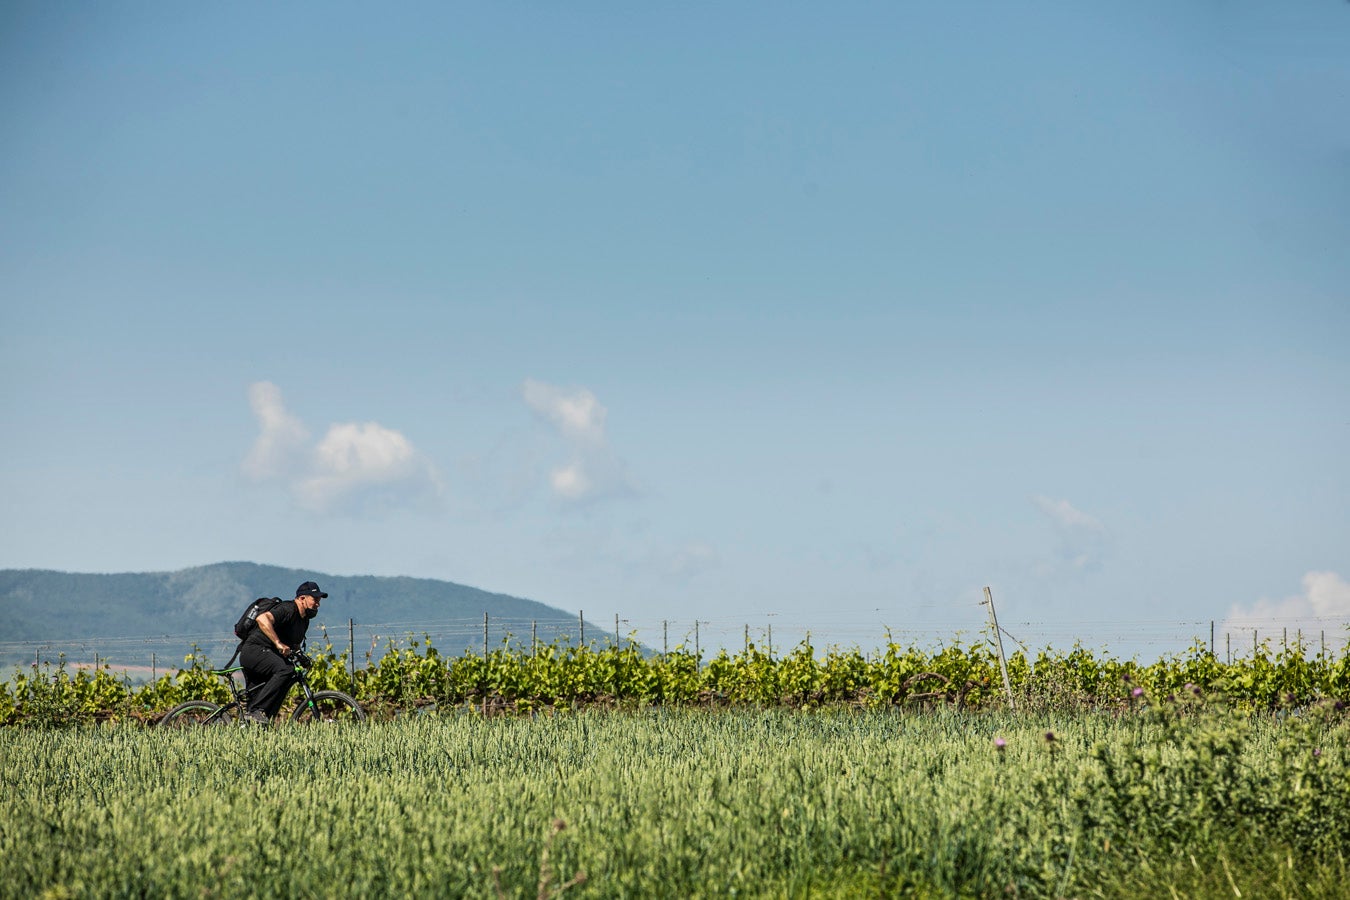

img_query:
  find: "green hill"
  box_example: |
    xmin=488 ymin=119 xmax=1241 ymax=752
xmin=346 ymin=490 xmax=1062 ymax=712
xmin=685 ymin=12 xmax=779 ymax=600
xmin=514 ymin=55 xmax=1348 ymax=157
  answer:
xmin=0 ymin=562 xmax=592 ymax=671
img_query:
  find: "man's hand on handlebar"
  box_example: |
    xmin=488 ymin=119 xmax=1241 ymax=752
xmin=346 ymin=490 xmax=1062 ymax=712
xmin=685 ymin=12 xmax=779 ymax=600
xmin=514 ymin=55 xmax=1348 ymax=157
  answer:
xmin=286 ymin=650 xmax=315 ymax=669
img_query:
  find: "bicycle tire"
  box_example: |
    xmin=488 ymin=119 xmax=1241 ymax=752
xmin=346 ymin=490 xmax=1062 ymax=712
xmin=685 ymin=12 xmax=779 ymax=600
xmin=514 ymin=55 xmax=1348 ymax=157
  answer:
xmin=159 ymin=700 xmax=226 ymax=728
xmin=290 ymin=690 xmax=365 ymax=724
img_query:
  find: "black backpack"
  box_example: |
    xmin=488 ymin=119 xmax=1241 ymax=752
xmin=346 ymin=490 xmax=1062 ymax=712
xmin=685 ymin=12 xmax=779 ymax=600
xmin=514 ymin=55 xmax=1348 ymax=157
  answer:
xmin=234 ymin=597 xmax=283 ymax=640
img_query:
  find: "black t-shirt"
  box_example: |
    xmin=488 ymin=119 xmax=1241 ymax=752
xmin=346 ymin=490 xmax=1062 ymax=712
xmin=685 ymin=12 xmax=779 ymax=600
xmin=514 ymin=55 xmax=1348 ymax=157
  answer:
xmin=243 ymin=599 xmax=310 ymax=652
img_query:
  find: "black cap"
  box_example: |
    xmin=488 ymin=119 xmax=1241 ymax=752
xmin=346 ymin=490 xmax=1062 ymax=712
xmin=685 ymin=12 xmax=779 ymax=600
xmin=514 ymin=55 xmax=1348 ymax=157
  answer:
xmin=296 ymin=581 xmax=328 ymax=600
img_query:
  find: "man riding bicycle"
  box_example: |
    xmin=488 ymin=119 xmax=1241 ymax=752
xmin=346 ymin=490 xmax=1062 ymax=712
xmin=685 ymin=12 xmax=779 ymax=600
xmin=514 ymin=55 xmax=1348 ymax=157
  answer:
xmin=240 ymin=581 xmax=326 ymax=723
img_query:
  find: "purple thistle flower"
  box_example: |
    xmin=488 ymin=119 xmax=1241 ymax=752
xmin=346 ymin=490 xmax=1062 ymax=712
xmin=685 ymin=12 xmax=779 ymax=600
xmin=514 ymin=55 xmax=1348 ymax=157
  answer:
xmin=995 ymin=737 xmax=1007 ymax=749
xmin=1044 ymin=731 xmax=1056 ymax=743
xmin=1132 ymin=687 xmax=1144 ymax=698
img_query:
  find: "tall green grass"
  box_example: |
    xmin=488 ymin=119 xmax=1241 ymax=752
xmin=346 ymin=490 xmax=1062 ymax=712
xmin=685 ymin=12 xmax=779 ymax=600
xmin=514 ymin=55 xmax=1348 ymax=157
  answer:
xmin=2 ymin=704 xmax=1347 ymax=898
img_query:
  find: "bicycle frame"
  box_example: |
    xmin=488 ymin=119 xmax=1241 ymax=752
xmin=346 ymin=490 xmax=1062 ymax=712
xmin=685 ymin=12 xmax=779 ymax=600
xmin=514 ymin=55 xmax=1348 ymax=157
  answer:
xmin=227 ymin=659 xmax=323 ymax=714
xmin=160 ymin=642 xmax=365 ymax=727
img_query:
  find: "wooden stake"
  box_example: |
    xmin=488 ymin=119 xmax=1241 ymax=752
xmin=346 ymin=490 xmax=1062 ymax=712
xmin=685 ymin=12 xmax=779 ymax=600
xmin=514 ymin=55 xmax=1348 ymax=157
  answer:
xmin=983 ymin=587 xmax=1016 ymax=711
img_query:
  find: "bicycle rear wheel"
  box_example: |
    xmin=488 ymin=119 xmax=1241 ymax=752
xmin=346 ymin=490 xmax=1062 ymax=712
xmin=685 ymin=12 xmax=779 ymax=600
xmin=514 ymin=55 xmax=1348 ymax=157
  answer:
xmin=290 ymin=691 xmax=365 ymax=724
xmin=160 ymin=700 xmax=228 ymax=728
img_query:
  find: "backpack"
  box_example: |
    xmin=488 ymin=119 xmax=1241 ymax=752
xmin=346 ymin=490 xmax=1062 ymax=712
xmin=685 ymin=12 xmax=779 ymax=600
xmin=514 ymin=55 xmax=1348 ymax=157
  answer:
xmin=234 ymin=597 xmax=283 ymax=640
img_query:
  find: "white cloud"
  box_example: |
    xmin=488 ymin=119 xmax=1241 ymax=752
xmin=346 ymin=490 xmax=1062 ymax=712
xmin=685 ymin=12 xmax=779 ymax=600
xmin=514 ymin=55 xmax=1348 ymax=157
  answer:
xmin=243 ymin=381 xmax=310 ymax=480
xmin=296 ymin=421 xmax=443 ymax=514
xmin=549 ymin=461 xmax=593 ymax=501
xmin=1032 ymin=495 xmax=1104 ymax=533
xmin=1032 ymin=495 xmax=1108 ymax=573
xmin=522 ymin=379 xmax=607 ymax=446
xmin=243 ymin=383 xmax=442 ymax=515
xmin=523 ymin=378 xmax=633 ymax=505
xmin=1221 ymin=571 xmax=1350 ymax=651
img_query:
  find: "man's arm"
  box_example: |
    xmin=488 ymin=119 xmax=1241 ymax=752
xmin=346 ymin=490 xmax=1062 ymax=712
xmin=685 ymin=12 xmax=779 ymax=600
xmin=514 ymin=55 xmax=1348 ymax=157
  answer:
xmin=255 ymin=612 xmax=291 ymax=656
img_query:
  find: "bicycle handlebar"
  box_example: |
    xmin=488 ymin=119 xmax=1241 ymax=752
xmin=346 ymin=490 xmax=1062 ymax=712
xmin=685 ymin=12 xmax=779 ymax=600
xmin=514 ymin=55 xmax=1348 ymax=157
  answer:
xmin=286 ymin=650 xmax=315 ymax=670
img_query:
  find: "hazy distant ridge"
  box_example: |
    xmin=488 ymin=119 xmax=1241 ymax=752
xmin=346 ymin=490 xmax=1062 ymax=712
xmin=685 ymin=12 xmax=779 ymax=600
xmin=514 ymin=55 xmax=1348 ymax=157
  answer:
xmin=0 ymin=562 xmax=577 ymax=646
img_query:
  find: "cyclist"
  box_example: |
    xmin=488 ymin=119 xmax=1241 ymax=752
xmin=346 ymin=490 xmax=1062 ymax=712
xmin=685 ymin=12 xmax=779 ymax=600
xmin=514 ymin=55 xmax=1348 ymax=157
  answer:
xmin=240 ymin=581 xmax=326 ymax=723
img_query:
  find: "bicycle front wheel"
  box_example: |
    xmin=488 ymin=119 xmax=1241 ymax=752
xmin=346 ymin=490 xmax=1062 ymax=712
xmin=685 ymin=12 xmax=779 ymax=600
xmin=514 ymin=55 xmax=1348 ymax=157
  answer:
xmin=291 ymin=691 xmax=365 ymax=724
xmin=160 ymin=700 xmax=225 ymax=728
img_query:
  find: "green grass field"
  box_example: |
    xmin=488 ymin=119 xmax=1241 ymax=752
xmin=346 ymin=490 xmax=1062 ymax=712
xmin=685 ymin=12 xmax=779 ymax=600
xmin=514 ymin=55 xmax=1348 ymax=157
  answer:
xmin=3 ymin=706 xmax=1348 ymax=898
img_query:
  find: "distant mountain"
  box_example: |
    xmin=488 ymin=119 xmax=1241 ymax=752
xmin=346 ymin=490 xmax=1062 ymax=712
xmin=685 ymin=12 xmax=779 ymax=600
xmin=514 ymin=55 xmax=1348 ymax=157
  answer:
xmin=0 ymin=562 xmax=594 ymax=671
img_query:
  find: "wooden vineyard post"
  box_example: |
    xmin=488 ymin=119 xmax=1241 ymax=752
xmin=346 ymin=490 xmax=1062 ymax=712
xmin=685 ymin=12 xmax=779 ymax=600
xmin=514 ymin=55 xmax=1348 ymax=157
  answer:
xmin=983 ymin=587 xmax=1016 ymax=711
xmin=481 ymin=612 xmax=490 ymax=717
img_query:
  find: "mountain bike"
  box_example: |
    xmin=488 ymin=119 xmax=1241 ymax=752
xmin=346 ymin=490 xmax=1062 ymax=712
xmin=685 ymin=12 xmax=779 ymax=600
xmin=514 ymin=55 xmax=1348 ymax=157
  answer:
xmin=159 ymin=650 xmax=365 ymax=726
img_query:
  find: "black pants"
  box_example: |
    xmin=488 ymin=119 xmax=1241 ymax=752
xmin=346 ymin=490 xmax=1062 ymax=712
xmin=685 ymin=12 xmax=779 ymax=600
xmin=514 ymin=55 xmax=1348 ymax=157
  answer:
xmin=240 ymin=644 xmax=297 ymax=718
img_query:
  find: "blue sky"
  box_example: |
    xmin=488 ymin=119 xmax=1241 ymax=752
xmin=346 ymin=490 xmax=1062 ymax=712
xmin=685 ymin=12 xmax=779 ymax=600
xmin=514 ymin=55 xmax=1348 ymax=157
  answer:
xmin=2 ymin=1 xmax=1348 ymax=657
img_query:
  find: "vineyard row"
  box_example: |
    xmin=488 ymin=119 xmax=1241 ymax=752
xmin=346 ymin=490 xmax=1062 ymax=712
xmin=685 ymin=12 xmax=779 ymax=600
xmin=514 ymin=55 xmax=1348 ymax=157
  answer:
xmin=4 ymin=633 xmax=1350 ymax=726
